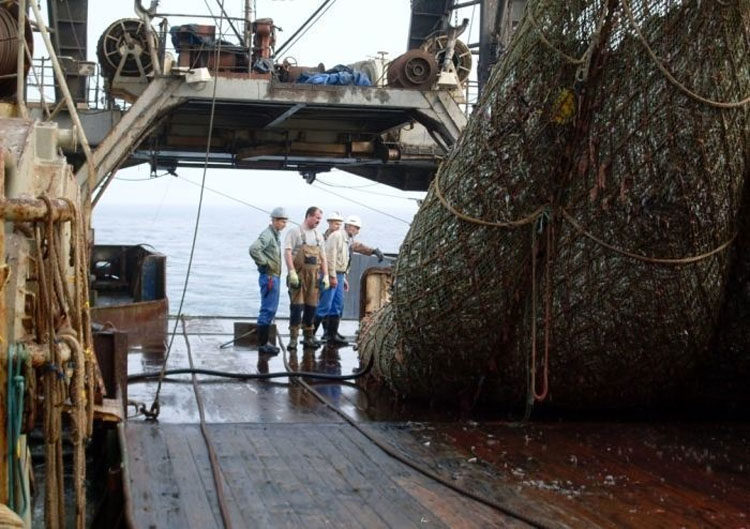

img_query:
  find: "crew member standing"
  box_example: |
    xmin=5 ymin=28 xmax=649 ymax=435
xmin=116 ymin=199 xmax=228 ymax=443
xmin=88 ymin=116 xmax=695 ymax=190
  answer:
xmin=318 ymin=214 xmax=385 ymax=345
xmin=284 ymin=206 xmax=329 ymax=350
xmin=315 ymin=211 xmax=346 ymax=343
xmin=249 ymin=207 xmax=288 ymax=355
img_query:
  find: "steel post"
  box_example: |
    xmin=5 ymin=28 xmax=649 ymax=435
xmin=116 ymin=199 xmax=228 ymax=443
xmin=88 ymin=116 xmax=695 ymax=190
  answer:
xmin=15 ymin=0 xmax=27 ymax=118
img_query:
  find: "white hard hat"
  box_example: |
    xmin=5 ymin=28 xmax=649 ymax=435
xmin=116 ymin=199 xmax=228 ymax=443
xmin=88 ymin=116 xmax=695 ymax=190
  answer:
xmin=345 ymin=215 xmax=362 ymax=228
xmin=327 ymin=211 xmax=344 ymax=222
xmin=270 ymin=206 xmax=288 ymax=219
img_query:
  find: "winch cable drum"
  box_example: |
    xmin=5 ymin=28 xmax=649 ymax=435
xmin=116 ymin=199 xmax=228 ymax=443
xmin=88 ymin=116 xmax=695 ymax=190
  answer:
xmin=387 ymin=49 xmax=439 ymax=90
xmin=0 ymin=4 xmax=33 ymax=98
xmin=97 ymin=18 xmax=154 ymax=79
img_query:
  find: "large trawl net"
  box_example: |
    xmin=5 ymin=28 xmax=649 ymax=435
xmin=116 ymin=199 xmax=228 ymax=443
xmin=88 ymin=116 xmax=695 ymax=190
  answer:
xmin=359 ymin=0 xmax=750 ymax=409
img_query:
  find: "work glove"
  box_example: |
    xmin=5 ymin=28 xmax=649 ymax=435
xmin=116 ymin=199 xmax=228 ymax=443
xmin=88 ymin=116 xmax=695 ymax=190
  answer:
xmin=267 ymin=275 xmax=275 ymax=291
xmin=373 ymin=248 xmax=385 ymax=262
xmin=288 ymin=270 xmax=300 ymax=289
xmin=321 ymin=274 xmax=330 ymax=290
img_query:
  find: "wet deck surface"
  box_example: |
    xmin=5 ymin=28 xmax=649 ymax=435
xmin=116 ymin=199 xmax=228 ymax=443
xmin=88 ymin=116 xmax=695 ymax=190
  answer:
xmin=124 ymin=317 xmax=750 ymax=528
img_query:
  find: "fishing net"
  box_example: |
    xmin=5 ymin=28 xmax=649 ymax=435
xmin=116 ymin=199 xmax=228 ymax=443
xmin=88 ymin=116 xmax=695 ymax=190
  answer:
xmin=359 ymin=0 xmax=750 ymax=409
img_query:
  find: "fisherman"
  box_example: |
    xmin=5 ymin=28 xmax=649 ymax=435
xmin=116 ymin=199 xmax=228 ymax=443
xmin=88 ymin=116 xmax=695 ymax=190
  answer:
xmin=315 ymin=214 xmax=384 ymax=345
xmin=314 ymin=211 xmax=346 ymax=343
xmin=248 ymin=207 xmax=288 ymax=355
xmin=284 ymin=206 xmax=329 ymax=350
xmin=322 ymin=211 xmax=343 ymax=240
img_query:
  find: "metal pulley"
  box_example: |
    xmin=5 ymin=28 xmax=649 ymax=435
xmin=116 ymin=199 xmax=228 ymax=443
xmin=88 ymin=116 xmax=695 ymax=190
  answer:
xmin=387 ymin=49 xmax=438 ymax=90
xmin=97 ymin=18 xmax=155 ymax=79
xmin=421 ymin=35 xmax=472 ymax=84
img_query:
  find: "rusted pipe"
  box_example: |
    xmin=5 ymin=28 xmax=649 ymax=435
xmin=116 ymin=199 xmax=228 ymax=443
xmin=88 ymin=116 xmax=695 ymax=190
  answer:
xmin=26 ymin=341 xmax=72 ymax=368
xmin=0 ymin=198 xmax=74 ymax=222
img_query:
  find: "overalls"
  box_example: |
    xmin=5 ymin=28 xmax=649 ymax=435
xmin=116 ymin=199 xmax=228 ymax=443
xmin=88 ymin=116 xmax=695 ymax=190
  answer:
xmin=288 ymin=238 xmax=324 ymax=348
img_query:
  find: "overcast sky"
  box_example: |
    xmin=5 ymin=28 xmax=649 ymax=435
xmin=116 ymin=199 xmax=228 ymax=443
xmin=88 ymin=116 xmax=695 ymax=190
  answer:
xmin=33 ymin=1 xmax=480 ymax=215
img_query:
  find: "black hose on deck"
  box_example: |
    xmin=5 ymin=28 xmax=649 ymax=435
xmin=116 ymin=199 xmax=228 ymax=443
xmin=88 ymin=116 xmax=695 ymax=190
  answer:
xmin=127 ymin=355 xmax=373 ymax=383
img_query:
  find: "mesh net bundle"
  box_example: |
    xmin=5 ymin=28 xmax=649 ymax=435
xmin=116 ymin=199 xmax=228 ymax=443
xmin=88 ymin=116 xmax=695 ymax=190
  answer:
xmin=359 ymin=0 xmax=750 ymax=409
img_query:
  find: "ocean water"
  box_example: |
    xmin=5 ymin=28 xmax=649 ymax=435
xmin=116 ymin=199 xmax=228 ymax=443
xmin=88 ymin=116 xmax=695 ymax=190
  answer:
xmin=93 ymin=203 xmax=417 ymax=317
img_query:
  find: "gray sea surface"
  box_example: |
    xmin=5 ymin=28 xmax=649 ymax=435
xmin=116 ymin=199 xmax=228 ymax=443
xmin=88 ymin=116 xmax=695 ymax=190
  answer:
xmin=93 ymin=203 xmax=416 ymax=317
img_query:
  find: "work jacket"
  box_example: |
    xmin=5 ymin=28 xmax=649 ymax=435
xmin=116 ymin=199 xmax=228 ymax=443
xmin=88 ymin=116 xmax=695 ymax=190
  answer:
xmin=249 ymin=225 xmax=283 ymax=276
xmin=325 ymin=229 xmax=349 ymax=275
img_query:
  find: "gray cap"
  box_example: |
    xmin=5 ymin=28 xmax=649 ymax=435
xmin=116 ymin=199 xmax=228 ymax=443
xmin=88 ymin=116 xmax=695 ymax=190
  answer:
xmin=270 ymin=206 xmax=288 ymax=219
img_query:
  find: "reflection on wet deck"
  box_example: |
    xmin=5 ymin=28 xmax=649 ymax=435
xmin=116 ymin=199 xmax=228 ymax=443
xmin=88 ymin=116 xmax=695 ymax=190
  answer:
xmin=124 ymin=317 xmax=750 ymax=528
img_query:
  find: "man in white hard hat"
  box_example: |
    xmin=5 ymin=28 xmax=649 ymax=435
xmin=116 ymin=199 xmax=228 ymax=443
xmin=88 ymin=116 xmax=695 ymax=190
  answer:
xmin=249 ymin=206 xmax=288 ymax=355
xmin=318 ymin=214 xmax=385 ymax=345
xmin=284 ymin=206 xmax=329 ymax=350
xmin=315 ymin=211 xmax=346 ymax=342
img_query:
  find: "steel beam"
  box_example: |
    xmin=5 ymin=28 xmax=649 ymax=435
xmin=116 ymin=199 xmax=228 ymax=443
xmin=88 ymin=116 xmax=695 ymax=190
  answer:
xmin=75 ymin=77 xmax=186 ymax=191
xmin=264 ymin=103 xmax=306 ymax=128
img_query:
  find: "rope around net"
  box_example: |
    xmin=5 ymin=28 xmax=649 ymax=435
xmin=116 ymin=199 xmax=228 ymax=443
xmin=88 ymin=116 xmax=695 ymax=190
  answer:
xmin=620 ymin=0 xmax=750 ymax=109
xmin=432 ymin=168 xmax=547 ymax=228
xmin=432 ymin=179 xmax=738 ymax=265
xmin=561 ymin=209 xmax=737 ymax=265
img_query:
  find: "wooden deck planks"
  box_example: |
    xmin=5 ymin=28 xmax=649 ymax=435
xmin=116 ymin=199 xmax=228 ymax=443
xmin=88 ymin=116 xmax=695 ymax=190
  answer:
xmin=125 ymin=422 xmax=519 ymax=528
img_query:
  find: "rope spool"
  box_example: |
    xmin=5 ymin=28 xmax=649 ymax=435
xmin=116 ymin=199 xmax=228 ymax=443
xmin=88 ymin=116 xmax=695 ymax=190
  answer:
xmin=0 ymin=4 xmax=33 ymax=98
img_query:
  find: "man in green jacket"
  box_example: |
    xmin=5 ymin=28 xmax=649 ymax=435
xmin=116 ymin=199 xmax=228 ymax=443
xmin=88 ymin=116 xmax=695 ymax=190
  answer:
xmin=249 ymin=207 xmax=288 ymax=355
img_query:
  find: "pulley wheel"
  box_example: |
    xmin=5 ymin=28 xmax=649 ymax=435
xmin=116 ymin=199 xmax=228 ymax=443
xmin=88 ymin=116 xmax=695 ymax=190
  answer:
xmin=97 ymin=18 xmax=154 ymax=78
xmin=421 ymin=36 xmax=472 ymax=83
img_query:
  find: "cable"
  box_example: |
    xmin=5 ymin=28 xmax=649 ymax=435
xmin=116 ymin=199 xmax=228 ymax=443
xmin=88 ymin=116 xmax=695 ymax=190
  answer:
xmin=180 ymin=316 xmax=234 ymax=529
xmin=147 ymin=5 xmax=225 ymax=420
xmin=313 ymin=180 xmax=424 ymax=201
xmin=312 ymin=183 xmax=413 ymax=225
xmin=127 ymin=357 xmax=373 ymax=382
xmin=274 ymin=0 xmax=337 ymax=57
xmin=276 ymin=334 xmax=551 ymax=528
xmin=176 ymin=175 xmax=299 ymax=226
xmin=315 ymin=178 xmax=381 ymax=189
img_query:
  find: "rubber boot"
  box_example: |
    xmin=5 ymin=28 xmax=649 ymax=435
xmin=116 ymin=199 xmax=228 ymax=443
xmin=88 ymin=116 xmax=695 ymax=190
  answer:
xmin=302 ymin=326 xmax=320 ymax=348
xmin=287 ymin=325 xmax=300 ymax=351
xmin=258 ymin=325 xmax=279 ymax=356
xmin=327 ymin=317 xmax=348 ymax=346
xmin=313 ymin=316 xmax=325 ymax=346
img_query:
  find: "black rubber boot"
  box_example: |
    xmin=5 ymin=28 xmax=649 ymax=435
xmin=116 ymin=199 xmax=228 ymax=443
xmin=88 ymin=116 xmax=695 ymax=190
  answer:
xmin=257 ymin=325 xmax=279 ymax=356
xmin=313 ymin=316 xmax=325 ymax=346
xmin=327 ymin=317 xmax=348 ymax=346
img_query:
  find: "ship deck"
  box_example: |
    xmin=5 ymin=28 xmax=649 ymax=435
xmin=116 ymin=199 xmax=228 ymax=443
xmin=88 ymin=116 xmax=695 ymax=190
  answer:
xmin=122 ymin=317 xmax=750 ymax=528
